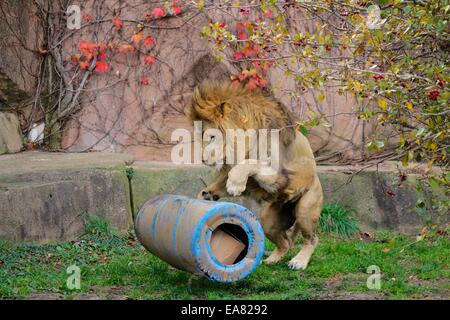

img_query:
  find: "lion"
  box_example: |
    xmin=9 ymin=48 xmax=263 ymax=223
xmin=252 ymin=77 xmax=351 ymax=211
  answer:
xmin=186 ymin=81 xmax=323 ymax=270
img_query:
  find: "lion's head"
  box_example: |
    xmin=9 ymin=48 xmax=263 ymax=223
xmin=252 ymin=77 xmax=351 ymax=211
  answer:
xmin=186 ymin=81 xmax=296 ymax=169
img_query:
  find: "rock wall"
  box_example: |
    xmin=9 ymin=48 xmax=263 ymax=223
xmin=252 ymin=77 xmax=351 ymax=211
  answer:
xmin=0 ymin=1 xmax=40 ymax=94
xmin=0 ymin=152 xmax=447 ymax=242
xmin=0 ymin=112 xmax=22 ymax=154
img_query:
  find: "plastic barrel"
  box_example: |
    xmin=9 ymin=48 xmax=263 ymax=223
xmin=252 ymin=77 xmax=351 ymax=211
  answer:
xmin=135 ymin=195 xmax=265 ymax=283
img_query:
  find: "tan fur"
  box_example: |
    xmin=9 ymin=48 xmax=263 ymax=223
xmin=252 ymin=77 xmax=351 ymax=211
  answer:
xmin=187 ymin=81 xmax=323 ymax=270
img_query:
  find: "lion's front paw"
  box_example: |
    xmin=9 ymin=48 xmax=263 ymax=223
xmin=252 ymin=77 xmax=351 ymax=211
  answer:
xmin=264 ymin=248 xmax=288 ymax=265
xmin=226 ymin=167 xmax=248 ymax=196
xmin=226 ymin=178 xmax=246 ymax=196
xmin=287 ymin=258 xmax=309 ymax=270
xmin=197 ymin=189 xmax=220 ymax=201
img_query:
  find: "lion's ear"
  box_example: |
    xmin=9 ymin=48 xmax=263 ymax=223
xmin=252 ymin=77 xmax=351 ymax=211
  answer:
xmin=192 ymin=101 xmax=228 ymax=123
xmin=212 ymin=102 xmax=230 ymax=122
xmin=190 ymin=82 xmax=229 ymax=122
xmin=218 ymin=102 xmax=226 ymax=115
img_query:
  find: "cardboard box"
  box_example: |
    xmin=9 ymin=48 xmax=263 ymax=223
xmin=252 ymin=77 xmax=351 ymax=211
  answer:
xmin=210 ymin=228 xmax=246 ymax=265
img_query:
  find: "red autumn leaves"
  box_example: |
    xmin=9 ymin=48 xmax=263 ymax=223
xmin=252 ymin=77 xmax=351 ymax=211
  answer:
xmin=112 ymin=17 xmax=124 ymax=31
xmin=228 ymin=20 xmax=272 ymax=91
xmin=94 ymin=61 xmax=109 ymax=73
xmin=74 ymin=11 xmax=162 ymax=83
xmin=143 ymin=55 xmax=156 ymax=65
xmin=427 ymin=77 xmax=445 ymax=100
xmin=73 ymin=2 xmax=181 ymax=86
xmin=144 ymin=36 xmax=154 ymax=47
xmin=427 ymin=89 xmax=440 ymax=101
xmin=146 ymin=2 xmax=182 ymax=21
xmin=152 ymin=8 xmax=166 ymax=19
xmin=234 ymin=45 xmax=261 ymax=59
xmin=77 ymin=42 xmax=109 ymax=73
xmin=372 ymin=74 xmax=385 ymax=80
xmin=236 ymin=21 xmax=249 ymax=40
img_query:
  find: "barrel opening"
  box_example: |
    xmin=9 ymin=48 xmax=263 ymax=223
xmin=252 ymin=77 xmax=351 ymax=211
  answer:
xmin=209 ymin=223 xmax=249 ymax=265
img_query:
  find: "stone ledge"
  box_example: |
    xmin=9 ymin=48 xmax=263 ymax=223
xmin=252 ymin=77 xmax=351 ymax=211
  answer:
xmin=0 ymin=151 xmax=447 ymax=242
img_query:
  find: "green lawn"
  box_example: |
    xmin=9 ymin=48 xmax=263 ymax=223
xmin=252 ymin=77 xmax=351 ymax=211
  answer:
xmin=0 ymin=218 xmax=448 ymax=300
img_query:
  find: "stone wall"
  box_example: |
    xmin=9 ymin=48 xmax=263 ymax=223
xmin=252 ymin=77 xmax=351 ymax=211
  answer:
xmin=0 ymin=112 xmax=22 ymax=154
xmin=0 ymin=1 xmax=40 ymax=94
xmin=0 ymin=152 xmax=447 ymax=242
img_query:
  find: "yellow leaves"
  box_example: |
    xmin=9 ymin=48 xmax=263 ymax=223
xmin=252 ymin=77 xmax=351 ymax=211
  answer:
xmin=353 ymin=44 xmax=365 ymax=56
xmin=276 ymin=13 xmax=284 ymax=24
xmin=377 ymin=98 xmax=387 ymax=110
xmin=196 ymin=0 xmax=205 ymax=9
xmin=406 ymin=101 xmax=413 ymax=111
xmin=317 ymin=91 xmax=325 ymax=103
xmin=340 ymin=33 xmax=350 ymax=47
xmin=402 ymin=150 xmax=414 ymax=166
xmin=430 ymin=142 xmax=438 ymax=150
xmin=353 ymin=80 xmax=362 ymax=92
xmin=201 ymin=25 xmax=211 ymax=37
xmin=241 ymin=68 xmax=257 ymax=77
xmin=293 ymin=32 xmax=302 ymax=42
xmin=301 ymin=48 xmax=311 ymax=58
xmin=350 ymin=13 xmax=364 ymax=25
xmin=131 ymin=32 xmax=144 ymax=45
xmin=392 ymin=65 xmax=400 ymax=74
xmin=399 ymin=134 xmax=405 ymax=147
xmin=272 ymin=34 xmax=283 ymax=44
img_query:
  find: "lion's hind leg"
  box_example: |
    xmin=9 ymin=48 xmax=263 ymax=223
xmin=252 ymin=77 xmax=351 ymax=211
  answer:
xmin=287 ymin=176 xmax=323 ymax=270
xmin=261 ymin=201 xmax=296 ymax=265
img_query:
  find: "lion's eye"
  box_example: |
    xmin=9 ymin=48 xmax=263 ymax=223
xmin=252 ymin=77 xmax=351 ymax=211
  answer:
xmin=210 ymin=135 xmax=216 ymax=142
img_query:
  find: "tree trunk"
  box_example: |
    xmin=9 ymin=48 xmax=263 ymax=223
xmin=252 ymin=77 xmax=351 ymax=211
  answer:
xmin=44 ymin=114 xmax=62 ymax=150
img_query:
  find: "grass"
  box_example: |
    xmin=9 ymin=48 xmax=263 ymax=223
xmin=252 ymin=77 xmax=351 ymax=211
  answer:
xmin=0 ymin=216 xmax=448 ymax=300
xmin=319 ymin=203 xmax=359 ymax=238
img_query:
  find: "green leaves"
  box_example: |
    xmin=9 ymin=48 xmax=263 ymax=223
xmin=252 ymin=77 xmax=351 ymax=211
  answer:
xmin=402 ymin=150 xmax=415 ymax=166
xmin=366 ymin=140 xmax=386 ymax=153
xmin=298 ymin=125 xmax=309 ymax=137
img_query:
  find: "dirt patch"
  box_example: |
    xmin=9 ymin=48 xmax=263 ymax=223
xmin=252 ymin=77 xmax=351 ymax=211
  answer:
xmin=406 ymin=277 xmax=450 ymax=300
xmin=21 ymin=286 xmax=130 ymax=300
xmin=74 ymin=286 xmax=129 ymax=300
xmin=22 ymin=292 xmax=65 ymax=300
xmin=317 ymin=273 xmax=389 ymax=300
xmin=317 ymin=292 xmax=388 ymax=300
